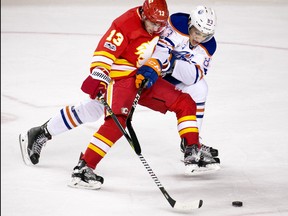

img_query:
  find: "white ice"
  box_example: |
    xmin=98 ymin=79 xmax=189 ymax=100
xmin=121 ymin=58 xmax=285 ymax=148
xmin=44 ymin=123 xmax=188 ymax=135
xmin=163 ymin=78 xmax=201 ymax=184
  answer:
xmin=2 ymin=0 xmax=288 ymax=215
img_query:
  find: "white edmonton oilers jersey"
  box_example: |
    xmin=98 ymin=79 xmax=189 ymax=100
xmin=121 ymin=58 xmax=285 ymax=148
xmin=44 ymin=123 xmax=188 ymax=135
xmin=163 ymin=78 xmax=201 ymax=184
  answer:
xmin=152 ymin=13 xmax=217 ymax=85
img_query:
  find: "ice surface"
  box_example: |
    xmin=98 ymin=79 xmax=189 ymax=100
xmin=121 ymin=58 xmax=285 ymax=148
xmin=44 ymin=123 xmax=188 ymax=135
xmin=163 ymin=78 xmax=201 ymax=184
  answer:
xmin=2 ymin=0 xmax=288 ymax=215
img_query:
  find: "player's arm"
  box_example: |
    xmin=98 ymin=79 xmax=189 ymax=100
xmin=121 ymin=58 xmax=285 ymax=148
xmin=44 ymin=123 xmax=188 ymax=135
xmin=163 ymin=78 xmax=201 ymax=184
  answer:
xmin=171 ymin=59 xmax=206 ymax=85
xmin=150 ymin=22 xmax=184 ymax=75
xmin=172 ymin=38 xmax=216 ymax=85
xmin=135 ymin=58 xmax=162 ymax=88
xmin=135 ymin=34 xmax=177 ymax=88
xmin=81 ymin=23 xmax=128 ymax=98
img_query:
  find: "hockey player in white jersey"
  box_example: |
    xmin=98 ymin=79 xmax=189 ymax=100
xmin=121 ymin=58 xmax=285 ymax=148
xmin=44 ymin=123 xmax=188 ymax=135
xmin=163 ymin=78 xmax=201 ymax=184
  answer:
xmin=151 ymin=6 xmax=220 ymax=174
xmin=19 ymin=5 xmax=220 ymax=180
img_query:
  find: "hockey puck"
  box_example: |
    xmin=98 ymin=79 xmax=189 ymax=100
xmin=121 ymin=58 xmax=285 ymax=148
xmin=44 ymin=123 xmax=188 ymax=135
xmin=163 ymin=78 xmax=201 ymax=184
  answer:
xmin=232 ymin=201 xmax=243 ymax=207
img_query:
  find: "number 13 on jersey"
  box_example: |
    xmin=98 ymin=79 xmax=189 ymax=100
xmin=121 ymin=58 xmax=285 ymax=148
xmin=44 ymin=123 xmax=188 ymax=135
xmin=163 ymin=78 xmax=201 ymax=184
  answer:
xmin=106 ymin=30 xmax=124 ymax=46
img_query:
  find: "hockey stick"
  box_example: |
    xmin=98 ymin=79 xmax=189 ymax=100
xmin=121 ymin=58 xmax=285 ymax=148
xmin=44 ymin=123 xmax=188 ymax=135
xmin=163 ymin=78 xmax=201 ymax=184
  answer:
xmin=97 ymin=95 xmax=137 ymax=153
xmin=98 ymin=82 xmax=203 ymax=211
xmin=125 ymin=79 xmax=149 ymax=155
xmin=96 ymin=80 xmax=147 ymax=155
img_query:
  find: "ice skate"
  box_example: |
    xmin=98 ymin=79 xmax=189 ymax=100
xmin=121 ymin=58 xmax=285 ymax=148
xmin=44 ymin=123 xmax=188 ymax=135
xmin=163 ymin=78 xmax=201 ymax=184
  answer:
xmin=19 ymin=121 xmax=52 ymax=165
xmin=200 ymin=143 xmax=219 ymax=158
xmin=68 ymin=158 xmax=104 ymax=190
xmin=183 ymin=143 xmax=202 ymax=174
xmin=180 ymin=139 xmax=219 ymax=158
xmin=182 ymin=139 xmax=221 ymax=175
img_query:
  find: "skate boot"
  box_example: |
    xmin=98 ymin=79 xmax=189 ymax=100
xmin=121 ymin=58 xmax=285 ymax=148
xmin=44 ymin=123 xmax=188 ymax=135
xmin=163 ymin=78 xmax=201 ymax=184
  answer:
xmin=183 ymin=143 xmax=201 ymax=174
xmin=199 ymin=143 xmax=221 ymax=165
xmin=68 ymin=156 xmax=104 ymax=190
xmin=19 ymin=121 xmax=52 ymax=165
xmin=180 ymin=139 xmax=219 ymax=158
xmin=184 ymin=144 xmax=201 ymax=165
xmin=182 ymin=138 xmax=220 ymax=175
xmin=200 ymin=143 xmax=219 ymax=158
xmin=182 ymin=138 xmax=201 ymax=171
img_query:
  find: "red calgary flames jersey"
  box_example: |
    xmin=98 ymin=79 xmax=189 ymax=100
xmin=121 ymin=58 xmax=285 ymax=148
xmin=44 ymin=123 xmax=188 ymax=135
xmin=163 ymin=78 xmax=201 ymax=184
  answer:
xmin=90 ymin=7 xmax=160 ymax=79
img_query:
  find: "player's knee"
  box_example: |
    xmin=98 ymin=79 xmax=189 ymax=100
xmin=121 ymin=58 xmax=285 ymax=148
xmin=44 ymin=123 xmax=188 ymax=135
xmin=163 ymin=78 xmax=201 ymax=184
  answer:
xmin=105 ymin=115 xmax=126 ymax=128
xmin=171 ymin=93 xmax=197 ymax=114
xmin=74 ymin=100 xmax=104 ymax=123
xmin=98 ymin=115 xmax=127 ymax=143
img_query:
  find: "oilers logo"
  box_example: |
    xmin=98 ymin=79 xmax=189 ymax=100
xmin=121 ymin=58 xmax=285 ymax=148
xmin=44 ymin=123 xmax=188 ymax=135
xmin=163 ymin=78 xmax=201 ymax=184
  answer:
xmin=172 ymin=50 xmax=194 ymax=63
xmin=198 ymin=10 xmax=204 ymax=15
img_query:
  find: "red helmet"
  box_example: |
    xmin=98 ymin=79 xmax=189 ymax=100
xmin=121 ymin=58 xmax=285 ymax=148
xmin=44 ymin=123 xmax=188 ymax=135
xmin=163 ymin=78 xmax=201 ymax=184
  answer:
xmin=142 ymin=0 xmax=169 ymax=27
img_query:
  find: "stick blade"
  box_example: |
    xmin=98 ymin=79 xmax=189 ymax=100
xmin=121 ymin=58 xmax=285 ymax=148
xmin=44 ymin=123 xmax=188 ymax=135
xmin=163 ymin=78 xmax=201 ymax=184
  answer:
xmin=173 ymin=199 xmax=203 ymax=211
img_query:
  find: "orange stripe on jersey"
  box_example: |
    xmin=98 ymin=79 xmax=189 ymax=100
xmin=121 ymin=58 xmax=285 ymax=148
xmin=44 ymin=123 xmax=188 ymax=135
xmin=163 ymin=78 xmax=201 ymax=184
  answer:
xmin=199 ymin=44 xmax=212 ymax=57
xmin=196 ymin=64 xmax=204 ymax=80
xmin=197 ymin=108 xmax=205 ymax=112
xmin=168 ymin=16 xmax=189 ymax=37
xmin=158 ymin=38 xmax=174 ymax=49
xmin=65 ymin=106 xmax=77 ymax=127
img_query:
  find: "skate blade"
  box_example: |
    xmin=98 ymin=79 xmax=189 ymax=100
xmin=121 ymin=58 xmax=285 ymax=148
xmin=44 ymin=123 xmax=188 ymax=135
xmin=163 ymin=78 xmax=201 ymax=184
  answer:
xmin=68 ymin=177 xmax=102 ymax=190
xmin=19 ymin=133 xmax=32 ymax=166
xmin=184 ymin=164 xmax=221 ymax=176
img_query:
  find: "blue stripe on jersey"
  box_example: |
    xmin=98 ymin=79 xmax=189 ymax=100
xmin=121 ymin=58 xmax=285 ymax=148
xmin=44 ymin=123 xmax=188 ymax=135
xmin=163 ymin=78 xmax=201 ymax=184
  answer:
xmin=157 ymin=43 xmax=166 ymax=48
xmin=162 ymin=36 xmax=175 ymax=47
xmin=170 ymin=13 xmax=190 ymax=35
xmin=194 ymin=66 xmax=199 ymax=84
xmin=60 ymin=109 xmax=72 ymax=130
xmin=202 ymin=37 xmax=217 ymax=56
xmin=196 ymin=114 xmax=204 ymax=118
xmin=71 ymin=106 xmax=83 ymax=124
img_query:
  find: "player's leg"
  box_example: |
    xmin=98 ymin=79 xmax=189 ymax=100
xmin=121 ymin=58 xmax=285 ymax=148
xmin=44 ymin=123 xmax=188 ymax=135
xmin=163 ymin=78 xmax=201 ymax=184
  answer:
xmin=19 ymin=98 xmax=104 ymax=165
xmin=177 ymin=79 xmax=219 ymax=161
xmin=139 ymin=78 xmax=219 ymax=174
xmin=68 ymin=78 xmax=137 ymax=189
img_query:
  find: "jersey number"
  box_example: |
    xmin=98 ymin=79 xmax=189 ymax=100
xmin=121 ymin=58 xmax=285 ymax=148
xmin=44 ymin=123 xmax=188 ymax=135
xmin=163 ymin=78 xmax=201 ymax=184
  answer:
xmin=203 ymin=57 xmax=211 ymax=67
xmin=106 ymin=30 xmax=124 ymax=46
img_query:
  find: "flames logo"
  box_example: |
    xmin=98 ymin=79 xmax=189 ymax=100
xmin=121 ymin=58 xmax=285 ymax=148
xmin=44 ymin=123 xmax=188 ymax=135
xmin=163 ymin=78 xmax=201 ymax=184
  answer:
xmin=135 ymin=37 xmax=159 ymax=67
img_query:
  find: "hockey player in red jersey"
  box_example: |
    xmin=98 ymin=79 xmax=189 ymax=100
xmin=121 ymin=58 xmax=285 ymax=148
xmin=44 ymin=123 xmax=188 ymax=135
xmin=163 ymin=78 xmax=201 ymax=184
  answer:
xmin=19 ymin=0 xmax=217 ymax=190
xmin=69 ymin=0 xmax=205 ymax=189
xmin=19 ymin=0 xmax=169 ymax=168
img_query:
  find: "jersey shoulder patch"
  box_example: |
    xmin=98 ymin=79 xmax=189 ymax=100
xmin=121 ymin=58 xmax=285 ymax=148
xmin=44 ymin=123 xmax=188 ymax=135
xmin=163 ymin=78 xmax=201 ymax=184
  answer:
xmin=169 ymin=13 xmax=190 ymax=35
xmin=201 ymin=37 xmax=217 ymax=56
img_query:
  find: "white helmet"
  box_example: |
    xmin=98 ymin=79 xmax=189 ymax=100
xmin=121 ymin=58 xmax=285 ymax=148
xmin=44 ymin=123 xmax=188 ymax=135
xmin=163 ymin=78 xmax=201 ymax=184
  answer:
xmin=189 ymin=6 xmax=217 ymax=36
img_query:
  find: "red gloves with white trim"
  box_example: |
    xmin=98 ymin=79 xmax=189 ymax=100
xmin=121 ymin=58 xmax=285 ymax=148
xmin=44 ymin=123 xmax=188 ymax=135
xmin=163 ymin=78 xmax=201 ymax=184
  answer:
xmin=81 ymin=67 xmax=111 ymax=99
